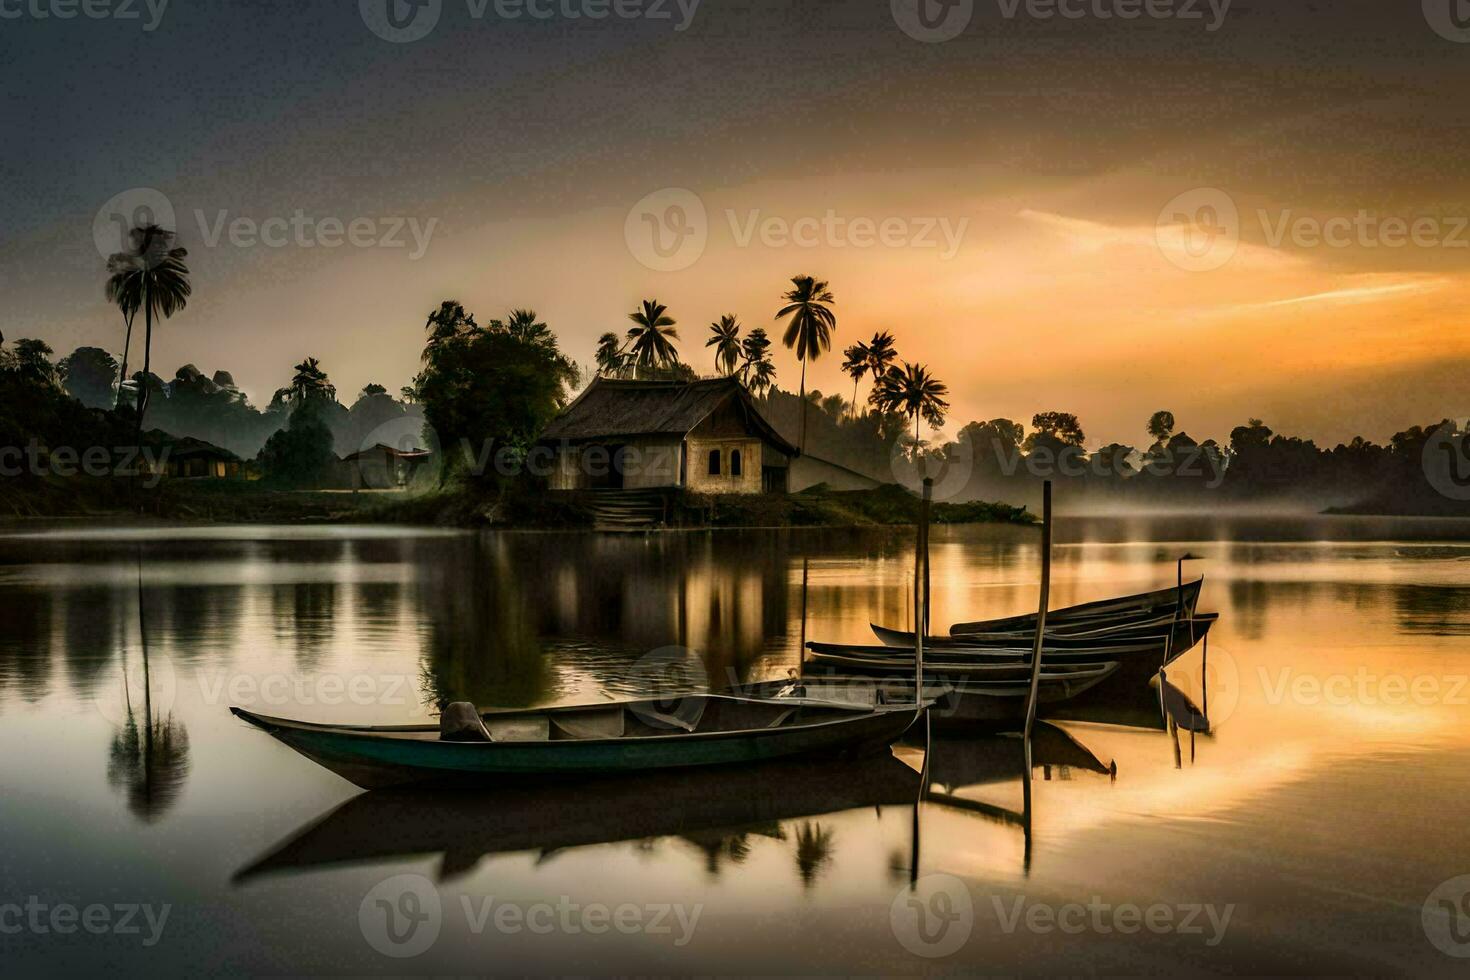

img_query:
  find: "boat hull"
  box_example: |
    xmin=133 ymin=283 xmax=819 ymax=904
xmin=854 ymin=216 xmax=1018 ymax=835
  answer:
xmin=232 ymin=701 xmax=920 ymax=790
xmin=770 ymin=663 xmax=1120 ymax=728
xmin=872 ymin=614 xmax=1217 ymax=656
xmin=948 ymin=578 xmax=1204 ymax=636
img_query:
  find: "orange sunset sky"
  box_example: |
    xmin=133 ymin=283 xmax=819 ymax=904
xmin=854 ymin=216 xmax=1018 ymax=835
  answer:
xmin=6 ymin=0 xmax=1469 ymax=449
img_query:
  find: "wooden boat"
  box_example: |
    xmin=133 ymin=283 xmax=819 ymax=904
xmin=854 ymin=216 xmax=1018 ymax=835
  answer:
xmin=948 ymin=578 xmax=1204 ymax=636
xmin=796 ymin=650 xmax=1119 ymax=681
xmin=807 ymin=636 xmax=1166 ymax=667
xmin=234 ymin=751 xmax=923 ymax=883
xmin=872 ymin=613 xmax=1218 ymax=653
xmin=230 ymin=695 xmax=920 ymax=790
xmin=741 ymin=664 xmax=1118 ymax=728
xmin=809 ymin=617 xmax=1213 ymax=695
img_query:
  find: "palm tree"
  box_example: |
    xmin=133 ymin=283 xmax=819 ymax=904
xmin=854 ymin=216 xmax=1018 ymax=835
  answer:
xmin=840 ymin=342 xmax=871 ymax=419
xmin=740 ymin=327 xmax=776 ymax=394
xmin=594 ymin=333 xmax=626 ymax=377
xmin=291 ymin=357 xmax=334 ymax=403
xmin=594 ymin=332 xmax=627 ymax=378
xmin=775 ymin=276 xmax=836 ymax=453
xmin=865 ymin=331 xmax=898 ymax=407
xmin=103 ymin=253 xmax=143 ymax=408
xmin=504 ymin=309 xmax=554 ymax=349
xmin=424 ymin=300 xmax=477 ymax=356
xmin=706 ymin=315 xmax=743 ymax=377
xmin=873 ymin=361 xmax=950 ymax=464
xmin=12 ymin=339 xmax=58 ymax=387
xmin=626 ymin=300 xmax=680 ymax=377
xmin=109 ymin=225 xmax=191 ymax=446
xmin=746 ymin=357 xmax=777 ymax=396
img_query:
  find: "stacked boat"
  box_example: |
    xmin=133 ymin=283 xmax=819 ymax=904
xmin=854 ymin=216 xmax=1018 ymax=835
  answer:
xmin=228 ymin=569 xmax=1219 ymax=788
xmin=797 ymin=580 xmax=1216 ymax=727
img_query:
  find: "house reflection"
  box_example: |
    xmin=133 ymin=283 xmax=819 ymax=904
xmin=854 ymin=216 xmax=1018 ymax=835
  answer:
xmin=415 ymin=532 xmax=794 ymax=707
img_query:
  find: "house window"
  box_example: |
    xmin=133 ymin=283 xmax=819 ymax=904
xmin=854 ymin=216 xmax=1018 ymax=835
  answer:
xmin=708 ymin=449 xmax=722 ymax=476
xmin=730 ymin=449 xmax=742 ymax=477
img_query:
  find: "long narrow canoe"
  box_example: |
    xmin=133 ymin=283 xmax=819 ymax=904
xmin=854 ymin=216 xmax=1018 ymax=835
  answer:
xmin=807 ymin=636 xmax=1167 ymax=665
xmin=231 ymin=695 xmax=920 ymax=790
xmin=948 ymin=578 xmax=1204 ymax=636
xmin=800 ymin=651 xmax=1120 ymax=681
xmin=742 ymin=664 xmax=1118 ymax=727
xmin=872 ymin=614 xmax=1218 ymax=658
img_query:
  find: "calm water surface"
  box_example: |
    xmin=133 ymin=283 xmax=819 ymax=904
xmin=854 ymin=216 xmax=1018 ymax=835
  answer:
xmin=3 ymin=517 xmax=1470 ymax=975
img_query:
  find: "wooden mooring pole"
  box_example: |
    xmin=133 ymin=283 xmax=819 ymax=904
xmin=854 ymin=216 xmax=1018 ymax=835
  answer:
xmin=1023 ymin=481 xmax=1053 ymax=742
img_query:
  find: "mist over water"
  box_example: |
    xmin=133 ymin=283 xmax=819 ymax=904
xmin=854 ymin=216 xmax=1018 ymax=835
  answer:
xmin=2 ymin=517 xmax=1469 ymax=973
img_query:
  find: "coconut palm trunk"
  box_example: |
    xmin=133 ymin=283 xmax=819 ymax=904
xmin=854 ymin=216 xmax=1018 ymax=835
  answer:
xmin=134 ymin=279 xmax=152 ymax=456
xmin=799 ymin=360 xmax=808 ymax=453
xmin=116 ymin=311 xmax=134 ymax=409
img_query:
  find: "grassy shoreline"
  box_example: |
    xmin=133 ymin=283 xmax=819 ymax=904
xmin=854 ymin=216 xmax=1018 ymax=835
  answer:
xmin=0 ymin=477 xmax=1033 ymax=529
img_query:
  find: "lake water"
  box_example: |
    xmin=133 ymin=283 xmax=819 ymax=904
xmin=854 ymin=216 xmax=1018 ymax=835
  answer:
xmin=3 ymin=517 xmax=1470 ymax=975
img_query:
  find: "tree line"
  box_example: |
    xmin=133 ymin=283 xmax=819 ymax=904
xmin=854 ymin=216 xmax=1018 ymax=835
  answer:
xmin=3 ymin=218 xmax=1464 ymax=514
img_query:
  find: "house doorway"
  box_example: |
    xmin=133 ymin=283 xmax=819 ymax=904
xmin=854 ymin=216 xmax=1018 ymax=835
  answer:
xmin=588 ymin=444 xmax=627 ymax=490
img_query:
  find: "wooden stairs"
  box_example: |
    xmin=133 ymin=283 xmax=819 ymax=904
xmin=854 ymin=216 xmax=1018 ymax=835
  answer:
xmin=587 ymin=489 xmax=670 ymax=532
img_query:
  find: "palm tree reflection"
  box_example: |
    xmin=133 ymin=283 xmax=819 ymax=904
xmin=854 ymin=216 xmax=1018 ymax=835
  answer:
xmin=792 ymin=820 xmax=835 ymax=888
xmin=107 ymin=554 xmax=190 ymax=822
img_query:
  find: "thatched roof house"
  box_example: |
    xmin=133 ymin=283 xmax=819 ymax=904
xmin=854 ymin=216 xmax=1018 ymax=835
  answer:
xmin=539 ymin=377 xmax=798 ymax=493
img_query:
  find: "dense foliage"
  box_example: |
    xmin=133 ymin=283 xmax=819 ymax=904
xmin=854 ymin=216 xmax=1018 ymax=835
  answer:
xmin=410 ymin=301 xmax=580 ymax=477
xmin=258 ymin=400 xmax=338 ymax=489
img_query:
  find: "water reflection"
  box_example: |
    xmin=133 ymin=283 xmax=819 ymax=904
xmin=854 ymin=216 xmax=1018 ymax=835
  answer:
xmin=5 ymin=518 xmax=1470 ymax=975
xmin=234 ymin=753 xmax=922 ymax=885
xmin=106 ymin=562 xmax=191 ymax=822
xmin=106 ymin=710 xmax=190 ymax=822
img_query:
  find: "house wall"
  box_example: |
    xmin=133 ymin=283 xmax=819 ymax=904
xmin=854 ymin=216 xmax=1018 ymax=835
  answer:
xmin=621 ymin=437 xmax=683 ymax=489
xmin=788 ymin=454 xmax=886 ymax=492
xmin=548 ymin=437 xmax=683 ymax=490
xmin=686 ymin=438 xmax=762 ymax=494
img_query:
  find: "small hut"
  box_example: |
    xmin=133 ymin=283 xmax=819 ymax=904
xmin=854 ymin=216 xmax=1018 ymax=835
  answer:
xmin=538 ymin=377 xmax=798 ymax=493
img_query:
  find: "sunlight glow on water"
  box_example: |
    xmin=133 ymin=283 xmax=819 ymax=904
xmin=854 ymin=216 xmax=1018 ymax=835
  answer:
xmin=2 ymin=518 xmax=1469 ymax=974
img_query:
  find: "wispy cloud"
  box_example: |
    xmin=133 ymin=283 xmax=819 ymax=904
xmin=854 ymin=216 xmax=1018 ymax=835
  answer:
xmin=1234 ymin=279 xmax=1447 ymax=311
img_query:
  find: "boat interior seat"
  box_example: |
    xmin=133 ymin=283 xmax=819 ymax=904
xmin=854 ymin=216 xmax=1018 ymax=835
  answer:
xmin=485 ymin=715 xmax=551 ymax=742
xmin=550 ymin=707 xmax=627 ymax=740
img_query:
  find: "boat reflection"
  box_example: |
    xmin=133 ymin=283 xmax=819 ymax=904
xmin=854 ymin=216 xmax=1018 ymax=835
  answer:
xmin=235 ymin=666 xmax=1213 ymax=887
xmin=234 ymin=751 xmax=921 ymax=886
